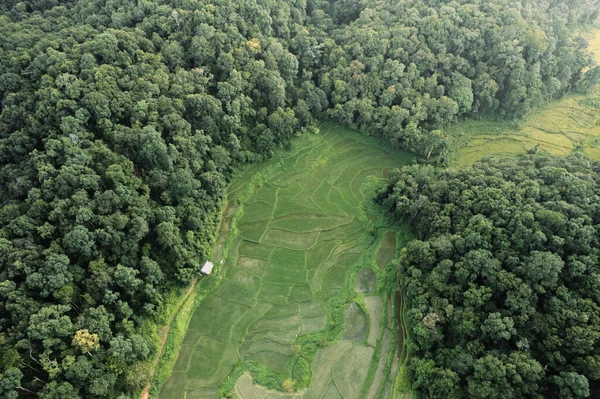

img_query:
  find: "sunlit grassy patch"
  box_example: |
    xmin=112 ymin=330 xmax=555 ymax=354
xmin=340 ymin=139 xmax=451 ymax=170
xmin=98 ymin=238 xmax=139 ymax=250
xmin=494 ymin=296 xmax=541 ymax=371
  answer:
xmin=159 ymin=124 xmax=411 ymax=398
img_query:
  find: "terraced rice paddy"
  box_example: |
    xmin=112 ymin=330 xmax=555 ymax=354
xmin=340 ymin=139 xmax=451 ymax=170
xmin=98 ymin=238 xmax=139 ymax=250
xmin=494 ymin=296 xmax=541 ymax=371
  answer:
xmin=159 ymin=123 xmax=412 ymax=398
xmin=452 ymin=29 xmax=600 ymax=165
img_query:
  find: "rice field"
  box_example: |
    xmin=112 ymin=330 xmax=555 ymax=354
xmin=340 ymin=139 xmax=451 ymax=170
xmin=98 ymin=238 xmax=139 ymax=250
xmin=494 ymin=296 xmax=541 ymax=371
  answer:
xmin=451 ymin=29 xmax=600 ymax=165
xmin=158 ymin=123 xmax=413 ymax=398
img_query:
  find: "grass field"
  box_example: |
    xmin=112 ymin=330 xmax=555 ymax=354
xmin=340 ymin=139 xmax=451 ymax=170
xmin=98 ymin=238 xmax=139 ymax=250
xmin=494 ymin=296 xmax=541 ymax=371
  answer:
xmin=450 ymin=29 xmax=600 ymax=165
xmin=158 ymin=123 xmax=413 ymax=398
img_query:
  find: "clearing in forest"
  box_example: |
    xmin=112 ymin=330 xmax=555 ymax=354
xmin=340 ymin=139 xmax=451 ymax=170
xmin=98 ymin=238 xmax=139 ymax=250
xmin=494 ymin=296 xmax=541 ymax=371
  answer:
xmin=451 ymin=29 xmax=600 ymax=165
xmin=159 ymin=123 xmax=412 ymax=398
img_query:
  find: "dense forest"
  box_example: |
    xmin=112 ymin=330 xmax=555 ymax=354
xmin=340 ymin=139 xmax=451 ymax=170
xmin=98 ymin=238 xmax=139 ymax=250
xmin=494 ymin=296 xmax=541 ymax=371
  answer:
xmin=1 ymin=0 xmax=599 ymax=397
xmin=377 ymin=155 xmax=600 ymax=398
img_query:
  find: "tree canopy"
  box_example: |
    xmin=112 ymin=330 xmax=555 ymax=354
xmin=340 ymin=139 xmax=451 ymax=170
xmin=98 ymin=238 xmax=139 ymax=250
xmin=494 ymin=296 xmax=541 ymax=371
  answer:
xmin=377 ymin=155 xmax=600 ymax=398
xmin=1 ymin=0 xmax=600 ymax=397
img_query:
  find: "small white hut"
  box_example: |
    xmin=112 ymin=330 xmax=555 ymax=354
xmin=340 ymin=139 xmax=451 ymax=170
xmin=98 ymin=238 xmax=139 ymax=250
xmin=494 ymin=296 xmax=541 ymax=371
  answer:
xmin=200 ymin=261 xmax=214 ymax=275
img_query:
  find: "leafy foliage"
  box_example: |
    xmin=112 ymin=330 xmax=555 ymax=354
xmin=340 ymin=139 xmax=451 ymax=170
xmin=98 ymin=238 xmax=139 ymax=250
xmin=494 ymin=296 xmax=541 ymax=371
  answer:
xmin=0 ymin=0 xmax=599 ymax=397
xmin=310 ymin=0 xmax=600 ymax=161
xmin=377 ymin=155 xmax=600 ymax=398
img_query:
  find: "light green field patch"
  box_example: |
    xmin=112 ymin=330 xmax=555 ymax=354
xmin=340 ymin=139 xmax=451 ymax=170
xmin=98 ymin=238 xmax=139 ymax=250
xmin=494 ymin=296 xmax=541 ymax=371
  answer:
xmin=160 ymin=372 xmax=188 ymax=399
xmin=231 ymin=303 xmax=273 ymax=338
xmin=212 ymin=280 xmax=256 ymax=307
xmin=333 ymin=345 xmax=375 ymax=399
xmin=334 ymin=163 xmax=379 ymax=206
xmin=262 ymin=303 xmax=300 ymax=319
xmin=305 ymin=340 xmax=353 ymax=399
xmin=180 ymin=328 xmax=202 ymax=349
xmin=293 ymin=191 xmax=325 ymax=213
xmin=242 ymin=201 xmax=274 ymax=223
xmin=235 ymin=373 xmax=298 ymax=399
xmin=320 ymin=253 xmax=361 ymax=298
xmin=305 ymin=239 xmax=338 ymax=270
xmin=288 ymin=283 xmax=314 ymax=303
xmin=328 ymin=185 xmax=357 ymax=215
xmin=343 ymin=302 xmax=368 ymax=342
xmin=262 ymin=228 xmax=319 ymax=250
xmin=199 ymin=293 xmax=251 ymax=323
xmin=376 ymin=231 xmax=397 ymax=269
xmin=356 ymin=268 xmax=377 ymax=294
xmin=365 ymin=328 xmax=393 ymax=399
xmin=351 ymin=167 xmax=383 ymax=201
xmin=249 ymin=313 xmax=302 ymax=333
xmin=237 ymin=256 xmax=269 ymax=276
xmin=236 ymin=373 xmax=264 ymax=399
xmin=227 ymin=268 xmax=262 ymax=288
xmin=263 ymin=263 xmax=307 ymax=285
xmin=171 ymin=344 xmax=195 ymax=373
xmin=245 ymin=325 xmax=299 ymax=345
xmin=269 ymin=213 xmax=351 ymax=233
xmin=273 ymin=197 xmax=324 ymax=218
xmin=364 ymin=296 xmax=383 ymax=347
xmin=188 ymin=310 xmax=233 ymax=341
xmin=269 ymin=247 xmax=306 ymax=268
xmin=311 ymin=181 xmax=340 ymax=214
xmin=333 ymin=240 xmax=362 ymax=256
xmin=299 ymin=302 xmax=326 ymax=319
xmin=254 ymin=185 xmax=278 ymax=207
xmin=319 ymin=218 xmax=364 ymax=241
xmin=239 ymin=338 xmax=295 ymax=358
xmin=298 ymin=176 xmax=323 ymax=196
xmin=160 ymin=124 xmax=410 ymax=398
xmin=186 ymin=355 xmax=224 ymax=382
xmin=238 ymin=219 xmax=270 ymax=242
xmin=322 ymin=381 xmax=344 ymax=399
xmin=328 ymin=149 xmax=368 ymax=178
xmin=300 ymin=314 xmax=328 ymax=335
xmin=271 ymin=169 xmax=308 ymax=187
xmin=275 ymin=182 xmax=309 ymax=203
xmin=238 ymin=240 xmax=274 ymax=260
xmin=258 ymin=283 xmax=294 ymax=305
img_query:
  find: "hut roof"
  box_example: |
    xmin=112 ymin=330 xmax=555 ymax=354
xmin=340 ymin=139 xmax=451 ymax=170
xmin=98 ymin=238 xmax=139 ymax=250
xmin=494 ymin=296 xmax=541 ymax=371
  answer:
xmin=200 ymin=261 xmax=214 ymax=275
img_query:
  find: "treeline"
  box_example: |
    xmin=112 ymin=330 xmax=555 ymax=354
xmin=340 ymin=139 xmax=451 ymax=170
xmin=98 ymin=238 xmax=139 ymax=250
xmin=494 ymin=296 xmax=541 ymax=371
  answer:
xmin=0 ymin=0 xmax=599 ymax=397
xmin=309 ymin=0 xmax=600 ymax=160
xmin=376 ymin=155 xmax=600 ymax=398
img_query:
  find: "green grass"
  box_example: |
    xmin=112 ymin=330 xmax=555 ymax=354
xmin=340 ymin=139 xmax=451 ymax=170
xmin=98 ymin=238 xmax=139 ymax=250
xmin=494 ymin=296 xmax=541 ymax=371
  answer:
xmin=376 ymin=231 xmax=398 ymax=269
xmin=342 ymin=302 xmax=368 ymax=342
xmin=149 ymin=276 xmax=218 ymax=397
xmin=158 ymin=123 xmax=414 ymax=399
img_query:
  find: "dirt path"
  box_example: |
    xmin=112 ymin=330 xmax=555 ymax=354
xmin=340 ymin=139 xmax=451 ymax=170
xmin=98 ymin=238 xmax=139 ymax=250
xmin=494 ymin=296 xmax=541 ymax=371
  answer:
xmin=140 ymin=277 xmax=198 ymax=399
xmin=395 ymin=289 xmax=405 ymax=359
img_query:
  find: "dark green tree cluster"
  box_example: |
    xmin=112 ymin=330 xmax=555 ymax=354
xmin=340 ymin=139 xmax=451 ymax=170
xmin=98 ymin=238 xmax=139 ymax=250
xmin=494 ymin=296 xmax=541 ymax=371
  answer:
xmin=306 ymin=0 xmax=600 ymax=160
xmin=377 ymin=155 xmax=600 ymax=398
xmin=0 ymin=0 xmax=599 ymax=397
xmin=0 ymin=1 xmax=313 ymax=397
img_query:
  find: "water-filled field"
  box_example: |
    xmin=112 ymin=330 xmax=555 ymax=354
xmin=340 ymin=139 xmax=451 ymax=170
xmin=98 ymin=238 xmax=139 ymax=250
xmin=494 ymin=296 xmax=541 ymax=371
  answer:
xmin=159 ymin=123 xmax=413 ymax=398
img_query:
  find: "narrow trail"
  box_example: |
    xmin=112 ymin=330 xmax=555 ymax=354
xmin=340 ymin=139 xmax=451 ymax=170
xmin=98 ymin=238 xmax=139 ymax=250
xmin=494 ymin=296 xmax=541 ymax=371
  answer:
xmin=395 ymin=289 xmax=406 ymax=362
xmin=140 ymin=277 xmax=198 ymax=399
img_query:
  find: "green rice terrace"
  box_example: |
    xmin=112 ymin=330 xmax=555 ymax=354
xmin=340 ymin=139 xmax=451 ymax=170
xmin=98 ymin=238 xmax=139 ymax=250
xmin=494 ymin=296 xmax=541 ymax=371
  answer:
xmin=158 ymin=124 xmax=414 ymax=398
